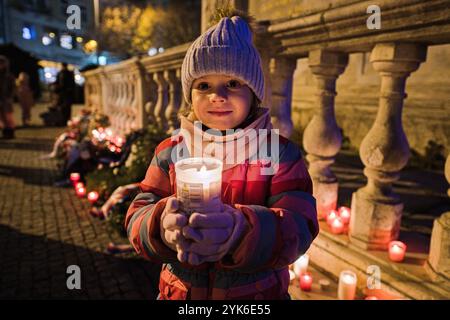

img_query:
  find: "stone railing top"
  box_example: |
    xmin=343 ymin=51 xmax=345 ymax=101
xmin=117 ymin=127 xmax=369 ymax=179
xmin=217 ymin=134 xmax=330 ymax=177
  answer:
xmin=82 ymin=66 xmax=103 ymax=78
xmin=267 ymin=0 xmax=450 ymax=57
xmin=102 ymin=56 xmax=142 ymax=74
xmin=140 ymin=42 xmax=192 ymax=72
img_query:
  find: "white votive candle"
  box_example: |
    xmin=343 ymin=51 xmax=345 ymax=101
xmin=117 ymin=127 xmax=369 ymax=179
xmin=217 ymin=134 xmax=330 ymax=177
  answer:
xmin=293 ymin=254 xmax=309 ymax=277
xmin=175 ymin=157 xmax=223 ymax=214
xmin=289 ymin=270 xmax=295 ymax=283
xmin=338 ymin=270 xmax=357 ymax=300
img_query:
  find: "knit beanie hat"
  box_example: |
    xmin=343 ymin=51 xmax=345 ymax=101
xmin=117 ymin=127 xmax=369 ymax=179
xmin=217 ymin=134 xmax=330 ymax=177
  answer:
xmin=181 ymin=16 xmax=265 ymax=104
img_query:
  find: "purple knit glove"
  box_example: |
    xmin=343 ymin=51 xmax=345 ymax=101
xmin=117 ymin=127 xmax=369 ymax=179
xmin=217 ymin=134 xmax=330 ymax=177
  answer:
xmin=177 ymin=204 xmax=248 ymax=266
xmin=160 ymin=197 xmax=190 ymax=255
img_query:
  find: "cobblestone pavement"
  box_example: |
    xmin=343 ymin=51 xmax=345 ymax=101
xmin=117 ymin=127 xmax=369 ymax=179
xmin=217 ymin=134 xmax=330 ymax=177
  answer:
xmin=0 ymin=105 xmax=161 ymax=299
xmin=0 ymin=104 xmax=342 ymax=300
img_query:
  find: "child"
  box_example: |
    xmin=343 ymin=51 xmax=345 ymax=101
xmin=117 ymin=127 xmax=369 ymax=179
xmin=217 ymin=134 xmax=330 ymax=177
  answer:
xmin=16 ymin=72 xmax=34 ymax=127
xmin=125 ymin=14 xmax=318 ymax=300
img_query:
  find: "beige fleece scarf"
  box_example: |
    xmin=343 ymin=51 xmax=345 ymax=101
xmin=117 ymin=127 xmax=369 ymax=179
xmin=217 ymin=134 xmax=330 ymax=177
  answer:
xmin=179 ymin=108 xmax=273 ymax=171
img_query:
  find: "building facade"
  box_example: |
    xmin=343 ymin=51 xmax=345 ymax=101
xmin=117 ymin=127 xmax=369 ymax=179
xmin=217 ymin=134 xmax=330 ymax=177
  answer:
xmin=0 ymin=0 xmax=95 ymax=66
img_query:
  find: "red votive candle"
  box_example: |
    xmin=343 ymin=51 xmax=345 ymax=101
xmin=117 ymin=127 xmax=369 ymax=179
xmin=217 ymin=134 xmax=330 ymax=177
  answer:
xmin=299 ymin=272 xmax=313 ymax=292
xmin=338 ymin=206 xmax=351 ymax=224
xmin=70 ymin=173 xmax=80 ymax=184
xmin=87 ymin=191 xmax=99 ymax=204
xmin=75 ymin=182 xmax=84 ymax=190
xmin=326 ymin=210 xmax=338 ymax=226
xmin=76 ymin=187 xmax=86 ymax=198
xmin=388 ymin=241 xmax=406 ymax=262
xmin=331 ymin=217 xmax=345 ymax=234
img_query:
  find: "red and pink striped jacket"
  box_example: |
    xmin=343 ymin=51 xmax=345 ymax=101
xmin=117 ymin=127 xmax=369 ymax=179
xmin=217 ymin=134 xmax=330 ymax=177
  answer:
xmin=125 ymin=133 xmax=318 ymax=300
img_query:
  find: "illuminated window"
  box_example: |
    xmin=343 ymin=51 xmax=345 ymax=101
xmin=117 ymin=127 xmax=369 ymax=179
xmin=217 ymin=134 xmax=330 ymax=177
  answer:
xmin=98 ymin=56 xmax=107 ymax=65
xmin=42 ymin=35 xmax=51 ymax=45
xmin=60 ymin=34 xmax=73 ymax=49
xmin=22 ymin=25 xmax=36 ymax=40
xmin=43 ymin=67 xmax=57 ymax=83
xmin=74 ymin=69 xmax=85 ymax=85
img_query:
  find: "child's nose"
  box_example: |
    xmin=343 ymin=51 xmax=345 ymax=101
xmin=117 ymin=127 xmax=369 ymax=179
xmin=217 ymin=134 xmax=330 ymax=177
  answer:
xmin=209 ymin=86 xmax=227 ymax=103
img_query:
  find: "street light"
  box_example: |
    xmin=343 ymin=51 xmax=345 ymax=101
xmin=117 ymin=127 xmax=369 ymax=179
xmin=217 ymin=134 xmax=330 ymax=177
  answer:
xmin=83 ymin=39 xmax=98 ymax=53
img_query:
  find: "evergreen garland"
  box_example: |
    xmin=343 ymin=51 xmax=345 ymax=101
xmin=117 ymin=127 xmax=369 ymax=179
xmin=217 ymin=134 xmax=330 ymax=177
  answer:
xmin=85 ymin=123 xmax=169 ymax=234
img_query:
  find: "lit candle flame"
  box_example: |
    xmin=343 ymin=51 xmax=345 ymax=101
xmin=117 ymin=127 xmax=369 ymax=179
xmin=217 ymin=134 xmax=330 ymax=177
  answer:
xmin=343 ymin=274 xmax=356 ymax=284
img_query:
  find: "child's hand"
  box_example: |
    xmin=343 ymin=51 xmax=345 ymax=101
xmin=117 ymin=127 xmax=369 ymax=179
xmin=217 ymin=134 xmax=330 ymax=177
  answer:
xmin=179 ymin=204 xmax=248 ymax=265
xmin=160 ymin=197 xmax=189 ymax=257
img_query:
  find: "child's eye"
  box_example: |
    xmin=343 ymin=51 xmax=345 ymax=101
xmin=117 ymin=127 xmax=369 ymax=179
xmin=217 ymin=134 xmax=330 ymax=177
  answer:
xmin=196 ymin=82 xmax=210 ymax=91
xmin=226 ymin=80 xmax=242 ymax=89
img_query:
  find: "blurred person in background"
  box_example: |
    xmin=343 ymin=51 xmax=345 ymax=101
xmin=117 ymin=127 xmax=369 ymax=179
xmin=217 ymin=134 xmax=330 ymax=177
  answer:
xmin=16 ymin=72 xmax=35 ymax=127
xmin=55 ymin=62 xmax=75 ymax=124
xmin=0 ymin=55 xmax=16 ymax=139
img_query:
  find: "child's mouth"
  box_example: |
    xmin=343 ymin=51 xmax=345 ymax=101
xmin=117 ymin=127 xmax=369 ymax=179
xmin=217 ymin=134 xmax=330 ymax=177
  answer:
xmin=207 ymin=111 xmax=233 ymax=116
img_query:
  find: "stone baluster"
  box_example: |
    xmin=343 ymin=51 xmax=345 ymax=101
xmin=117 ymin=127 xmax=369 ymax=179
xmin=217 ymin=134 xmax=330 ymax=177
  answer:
xmin=124 ymin=80 xmax=131 ymax=132
xmin=114 ymin=82 xmax=122 ymax=133
xmin=123 ymin=79 xmax=128 ymax=106
xmin=132 ymin=61 xmax=149 ymax=132
xmin=118 ymin=81 xmax=122 ymax=104
xmin=164 ymin=69 xmax=181 ymax=134
xmin=176 ymin=68 xmax=189 ymax=118
xmin=426 ymin=155 xmax=450 ymax=281
xmin=153 ymin=72 xmax=168 ymax=130
xmin=99 ymin=71 xmax=108 ymax=116
xmin=127 ymin=75 xmax=136 ymax=132
xmin=268 ymin=57 xmax=296 ymax=138
xmin=130 ymin=75 xmax=137 ymax=131
xmin=303 ymin=50 xmax=349 ymax=220
xmin=128 ymin=75 xmax=134 ymax=107
xmin=144 ymin=73 xmax=157 ymax=124
xmin=349 ymin=43 xmax=427 ymax=250
xmin=447 ymin=155 xmax=450 ymax=198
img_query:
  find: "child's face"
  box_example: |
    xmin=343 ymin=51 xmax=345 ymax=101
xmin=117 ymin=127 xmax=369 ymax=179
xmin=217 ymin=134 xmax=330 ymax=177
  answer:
xmin=191 ymin=74 xmax=252 ymax=130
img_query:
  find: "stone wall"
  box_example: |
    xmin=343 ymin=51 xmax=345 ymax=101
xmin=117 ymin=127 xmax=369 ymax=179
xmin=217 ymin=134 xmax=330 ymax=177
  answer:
xmin=248 ymin=0 xmax=356 ymax=21
xmin=291 ymin=44 xmax=450 ymax=157
xmin=243 ymin=0 xmax=450 ymax=156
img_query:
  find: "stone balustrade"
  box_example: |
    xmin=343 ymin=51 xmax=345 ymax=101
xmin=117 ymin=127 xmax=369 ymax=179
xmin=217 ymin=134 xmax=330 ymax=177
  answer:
xmin=100 ymin=57 xmax=147 ymax=135
xmin=82 ymin=43 xmax=190 ymax=136
xmin=83 ymin=67 xmax=103 ymax=114
xmin=264 ymin=0 xmax=450 ymax=298
xmin=425 ymin=155 xmax=450 ymax=283
xmin=81 ymin=0 xmax=450 ymax=298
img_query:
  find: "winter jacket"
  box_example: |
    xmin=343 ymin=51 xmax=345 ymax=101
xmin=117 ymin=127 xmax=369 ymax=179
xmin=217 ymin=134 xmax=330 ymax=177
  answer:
xmin=125 ymin=131 xmax=319 ymax=300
